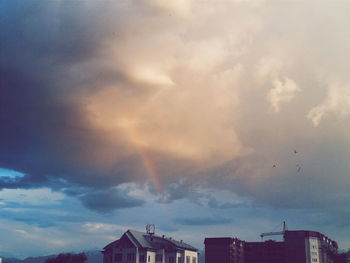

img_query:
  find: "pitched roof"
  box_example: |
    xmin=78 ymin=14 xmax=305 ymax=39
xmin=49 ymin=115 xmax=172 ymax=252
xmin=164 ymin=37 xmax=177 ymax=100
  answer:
xmin=104 ymin=229 xmax=198 ymax=252
xmin=127 ymin=229 xmax=154 ymax=248
xmin=129 ymin=229 xmax=197 ymax=251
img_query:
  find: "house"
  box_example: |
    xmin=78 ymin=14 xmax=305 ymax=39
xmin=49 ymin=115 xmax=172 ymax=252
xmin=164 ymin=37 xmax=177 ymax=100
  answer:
xmin=102 ymin=229 xmax=198 ymax=263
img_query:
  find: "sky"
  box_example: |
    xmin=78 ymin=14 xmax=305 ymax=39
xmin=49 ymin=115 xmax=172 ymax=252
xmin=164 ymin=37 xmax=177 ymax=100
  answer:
xmin=1 ymin=0 xmax=350 ymax=258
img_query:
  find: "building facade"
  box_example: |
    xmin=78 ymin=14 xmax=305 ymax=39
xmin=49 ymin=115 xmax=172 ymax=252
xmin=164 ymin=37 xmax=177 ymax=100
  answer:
xmin=205 ymin=230 xmax=338 ymax=263
xmin=284 ymin=231 xmax=338 ymax=263
xmin=244 ymin=240 xmax=284 ymax=263
xmin=102 ymin=229 xmax=198 ymax=263
xmin=204 ymin=238 xmax=244 ymax=263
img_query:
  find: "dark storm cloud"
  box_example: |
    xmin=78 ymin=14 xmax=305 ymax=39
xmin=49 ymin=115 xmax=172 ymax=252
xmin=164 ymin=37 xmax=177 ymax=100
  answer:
xmin=78 ymin=188 xmax=145 ymax=213
xmin=1 ymin=0 xmax=350 ymax=222
xmin=0 ymin=0 xmax=146 ymax=212
xmin=1 ymin=0 xmax=350 ymax=257
xmin=1 ymin=0 xmax=92 ymax=181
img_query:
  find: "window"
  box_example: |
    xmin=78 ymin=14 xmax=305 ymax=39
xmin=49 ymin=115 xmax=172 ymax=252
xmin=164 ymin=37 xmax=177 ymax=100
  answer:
xmin=140 ymin=255 xmax=145 ymax=262
xmin=177 ymin=257 xmax=182 ymax=263
xmin=186 ymin=256 xmax=190 ymax=263
xmin=127 ymin=253 xmax=135 ymax=261
xmin=156 ymin=255 xmax=163 ymax=261
xmin=169 ymin=256 xmax=174 ymax=263
xmin=192 ymin=257 xmax=196 ymax=263
xmin=114 ymin=254 xmax=122 ymax=262
xmin=312 ymin=259 xmax=318 ymax=262
xmin=148 ymin=255 xmax=151 ymax=262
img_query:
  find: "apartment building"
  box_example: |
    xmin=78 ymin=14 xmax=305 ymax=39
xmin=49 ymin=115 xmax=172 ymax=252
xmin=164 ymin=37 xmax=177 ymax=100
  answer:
xmin=102 ymin=229 xmax=198 ymax=263
xmin=244 ymin=240 xmax=284 ymax=263
xmin=284 ymin=230 xmax=338 ymax=263
xmin=205 ymin=230 xmax=338 ymax=263
xmin=204 ymin=238 xmax=244 ymax=263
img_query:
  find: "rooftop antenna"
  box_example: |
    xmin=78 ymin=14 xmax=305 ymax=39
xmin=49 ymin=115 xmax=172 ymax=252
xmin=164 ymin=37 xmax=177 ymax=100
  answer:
xmin=146 ymin=224 xmax=155 ymax=241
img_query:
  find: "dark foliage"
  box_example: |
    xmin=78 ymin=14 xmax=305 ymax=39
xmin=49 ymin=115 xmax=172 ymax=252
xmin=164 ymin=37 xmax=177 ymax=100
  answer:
xmin=45 ymin=253 xmax=87 ymax=263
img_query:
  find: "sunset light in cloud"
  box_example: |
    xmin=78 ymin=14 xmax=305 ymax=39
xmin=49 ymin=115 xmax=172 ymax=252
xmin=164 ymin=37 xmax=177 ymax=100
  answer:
xmin=1 ymin=0 xmax=350 ymax=258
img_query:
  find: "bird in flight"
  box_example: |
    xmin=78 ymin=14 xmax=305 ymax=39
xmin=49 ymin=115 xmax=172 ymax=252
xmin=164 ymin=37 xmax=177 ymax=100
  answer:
xmin=272 ymin=164 xmax=277 ymax=168
xmin=294 ymin=149 xmax=298 ymax=154
xmin=296 ymin=164 xmax=302 ymax=172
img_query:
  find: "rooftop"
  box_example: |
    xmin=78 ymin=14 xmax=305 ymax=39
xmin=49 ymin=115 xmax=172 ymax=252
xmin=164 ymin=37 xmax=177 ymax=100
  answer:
xmin=104 ymin=229 xmax=198 ymax=252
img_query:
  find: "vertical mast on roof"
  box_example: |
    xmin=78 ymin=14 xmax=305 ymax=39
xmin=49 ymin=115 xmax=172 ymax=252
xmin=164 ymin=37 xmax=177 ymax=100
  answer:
xmin=146 ymin=224 xmax=155 ymax=241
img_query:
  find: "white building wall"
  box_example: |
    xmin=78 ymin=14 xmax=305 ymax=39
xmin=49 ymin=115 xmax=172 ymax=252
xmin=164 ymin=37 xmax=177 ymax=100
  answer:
xmin=176 ymin=251 xmax=184 ymax=263
xmin=307 ymin=237 xmax=321 ymax=263
xmin=146 ymin=250 xmax=156 ymax=263
xmin=184 ymin=250 xmax=198 ymax=263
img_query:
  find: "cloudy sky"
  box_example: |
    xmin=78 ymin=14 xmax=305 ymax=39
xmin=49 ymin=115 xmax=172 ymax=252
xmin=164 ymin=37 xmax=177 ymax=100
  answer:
xmin=1 ymin=0 xmax=350 ymax=258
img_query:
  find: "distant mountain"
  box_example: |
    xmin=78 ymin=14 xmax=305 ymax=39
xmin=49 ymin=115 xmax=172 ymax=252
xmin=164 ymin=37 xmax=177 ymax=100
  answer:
xmin=1 ymin=250 xmax=202 ymax=263
xmin=1 ymin=255 xmax=49 ymax=263
xmin=0 ymin=252 xmax=16 ymax=260
xmin=1 ymin=250 xmax=102 ymax=263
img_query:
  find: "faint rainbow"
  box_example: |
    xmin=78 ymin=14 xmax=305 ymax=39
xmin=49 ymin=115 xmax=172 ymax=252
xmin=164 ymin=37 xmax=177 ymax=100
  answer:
xmin=136 ymin=144 xmax=163 ymax=191
xmin=121 ymin=121 xmax=163 ymax=191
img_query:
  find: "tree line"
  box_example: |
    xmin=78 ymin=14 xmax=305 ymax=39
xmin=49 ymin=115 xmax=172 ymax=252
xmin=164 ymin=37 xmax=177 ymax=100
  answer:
xmin=44 ymin=253 xmax=87 ymax=263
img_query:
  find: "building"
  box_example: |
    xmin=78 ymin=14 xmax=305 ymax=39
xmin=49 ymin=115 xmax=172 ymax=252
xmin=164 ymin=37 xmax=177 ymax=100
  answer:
xmin=205 ymin=230 xmax=338 ymax=263
xmin=204 ymin=238 xmax=244 ymax=263
xmin=102 ymin=229 xmax=198 ymax=263
xmin=244 ymin=240 xmax=284 ymax=263
xmin=284 ymin=230 xmax=338 ymax=263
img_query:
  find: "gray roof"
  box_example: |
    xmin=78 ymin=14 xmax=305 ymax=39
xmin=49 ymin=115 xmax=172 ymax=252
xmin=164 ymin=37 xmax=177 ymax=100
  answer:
xmin=104 ymin=229 xmax=198 ymax=252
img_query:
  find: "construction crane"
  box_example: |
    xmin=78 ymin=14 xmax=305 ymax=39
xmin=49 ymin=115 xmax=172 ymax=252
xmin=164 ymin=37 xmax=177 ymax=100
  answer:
xmin=260 ymin=221 xmax=287 ymax=241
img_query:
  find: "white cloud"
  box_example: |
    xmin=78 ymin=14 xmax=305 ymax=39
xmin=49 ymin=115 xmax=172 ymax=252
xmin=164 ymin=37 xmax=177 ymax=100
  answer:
xmin=267 ymin=77 xmax=300 ymax=112
xmin=131 ymin=68 xmax=174 ymax=86
xmin=80 ymin=222 xmax=126 ymax=234
xmin=144 ymin=0 xmax=192 ymax=16
xmin=307 ymin=82 xmax=350 ymax=126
